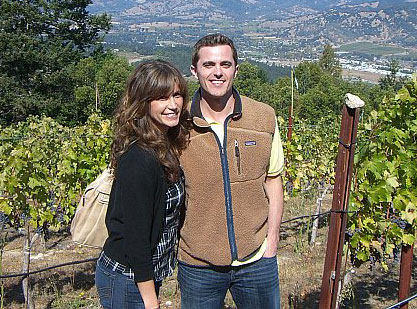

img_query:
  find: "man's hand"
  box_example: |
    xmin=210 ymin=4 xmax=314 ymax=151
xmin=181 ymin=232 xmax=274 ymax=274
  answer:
xmin=263 ymin=233 xmax=279 ymax=257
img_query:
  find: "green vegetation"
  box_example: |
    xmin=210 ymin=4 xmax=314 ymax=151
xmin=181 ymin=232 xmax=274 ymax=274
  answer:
xmin=155 ymin=45 xmax=193 ymax=75
xmin=0 ymin=114 xmax=112 ymax=230
xmin=69 ymin=54 xmax=133 ymax=120
xmin=281 ymin=116 xmax=339 ymax=194
xmin=379 ymin=59 xmax=408 ymax=92
xmin=348 ymin=76 xmax=417 ymax=269
xmin=319 ymin=44 xmax=342 ymax=78
xmin=339 ymin=42 xmax=406 ymax=56
xmin=0 ymin=1 xmax=415 ymax=277
xmin=233 ymin=45 xmax=395 ymax=121
xmin=0 ymin=0 xmax=112 ymax=125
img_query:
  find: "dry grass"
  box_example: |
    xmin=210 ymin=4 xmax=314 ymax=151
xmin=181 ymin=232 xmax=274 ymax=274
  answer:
xmin=1 ymin=195 xmax=417 ymax=308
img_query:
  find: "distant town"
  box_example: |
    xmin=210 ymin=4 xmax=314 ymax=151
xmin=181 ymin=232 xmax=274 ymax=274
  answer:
xmin=95 ymin=0 xmax=417 ymax=83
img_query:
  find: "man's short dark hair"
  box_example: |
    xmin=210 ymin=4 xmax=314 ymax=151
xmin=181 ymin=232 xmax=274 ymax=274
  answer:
xmin=191 ymin=33 xmax=238 ymax=67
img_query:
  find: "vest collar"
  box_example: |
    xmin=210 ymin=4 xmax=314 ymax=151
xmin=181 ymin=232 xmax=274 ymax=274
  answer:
xmin=190 ymin=87 xmax=242 ymax=128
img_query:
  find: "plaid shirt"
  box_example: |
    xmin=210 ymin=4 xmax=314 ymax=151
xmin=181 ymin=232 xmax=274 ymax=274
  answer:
xmin=152 ymin=173 xmax=185 ymax=282
xmin=99 ymin=251 xmax=135 ymax=279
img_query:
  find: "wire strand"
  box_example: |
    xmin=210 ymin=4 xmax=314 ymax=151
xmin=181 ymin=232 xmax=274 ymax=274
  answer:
xmin=0 ymin=257 xmax=98 ymax=279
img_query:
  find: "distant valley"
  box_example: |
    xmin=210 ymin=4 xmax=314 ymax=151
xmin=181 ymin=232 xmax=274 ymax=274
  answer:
xmin=90 ymin=0 xmax=417 ymax=82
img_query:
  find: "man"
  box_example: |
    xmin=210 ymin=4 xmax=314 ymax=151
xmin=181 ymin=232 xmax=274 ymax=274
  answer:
xmin=178 ymin=33 xmax=285 ymax=309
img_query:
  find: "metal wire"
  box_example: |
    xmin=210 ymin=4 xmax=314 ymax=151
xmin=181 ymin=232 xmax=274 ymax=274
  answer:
xmin=0 ymin=257 xmax=98 ymax=279
xmin=385 ymin=292 xmax=417 ymax=309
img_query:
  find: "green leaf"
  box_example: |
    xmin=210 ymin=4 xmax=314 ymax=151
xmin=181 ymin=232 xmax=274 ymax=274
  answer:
xmin=0 ymin=201 xmax=12 ymax=214
xmin=401 ymin=203 xmax=417 ymax=224
xmin=395 ymin=88 xmax=411 ymax=101
xmin=357 ymin=250 xmax=369 ymax=261
xmin=386 ymin=176 xmax=400 ymax=189
xmin=402 ymin=234 xmax=415 ymax=245
xmin=385 ymin=243 xmax=395 ymax=255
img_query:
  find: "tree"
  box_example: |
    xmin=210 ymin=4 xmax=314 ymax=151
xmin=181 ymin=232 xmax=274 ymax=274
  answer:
xmin=297 ymin=83 xmax=343 ymax=120
xmin=66 ymin=54 xmax=133 ymax=123
xmin=0 ymin=0 xmax=111 ymax=125
xmin=318 ymin=44 xmax=342 ymax=78
xmin=96 ymin=56 xmax=132 ymax=117
xmin=187 ymin=80 xmax=200 ymax=99
xmin=234 ymin=61 xmax=268 ymax=97
xmin=295 ymin=61 xmax=324 ymax=94
xmin=379 ymin=59 xmax=407 ymax=92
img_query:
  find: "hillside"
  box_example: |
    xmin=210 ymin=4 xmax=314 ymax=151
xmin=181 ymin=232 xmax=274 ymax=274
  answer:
xmin=90 ymin=0 xmax=417 ymax=49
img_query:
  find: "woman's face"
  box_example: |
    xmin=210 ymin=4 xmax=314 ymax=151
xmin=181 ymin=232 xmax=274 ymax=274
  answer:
xmin=149 ymin=84 xmax=184 ymax=132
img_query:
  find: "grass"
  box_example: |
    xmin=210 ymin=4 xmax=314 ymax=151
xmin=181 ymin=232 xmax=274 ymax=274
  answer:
xmin=51 ymin=293 xmax=97 ymax=309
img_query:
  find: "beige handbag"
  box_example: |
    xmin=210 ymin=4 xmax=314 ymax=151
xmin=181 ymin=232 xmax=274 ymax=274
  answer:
xmin=70 ymin=168 xmax=114 ymax=248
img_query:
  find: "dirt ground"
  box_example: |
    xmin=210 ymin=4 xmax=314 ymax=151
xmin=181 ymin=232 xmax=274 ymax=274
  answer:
xmin=342 ymin=69 xmax=384 ymax=84
xmin=1 ymin=195 xmax=416 ymax=308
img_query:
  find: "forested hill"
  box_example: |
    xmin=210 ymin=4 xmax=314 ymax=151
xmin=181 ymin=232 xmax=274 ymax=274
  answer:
xmin=89 ymin=0 xmax=417 ymax=48
xmin=89 ymin=0 xmax=417 ymax=18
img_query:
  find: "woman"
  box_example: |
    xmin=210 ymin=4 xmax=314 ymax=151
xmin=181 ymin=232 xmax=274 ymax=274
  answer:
xmin=95 ymin=60 xmax=189 ymax=309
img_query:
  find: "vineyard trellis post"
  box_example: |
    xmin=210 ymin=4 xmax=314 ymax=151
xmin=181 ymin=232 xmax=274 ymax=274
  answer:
xmin=310 ymin=186 xmax=330 ymax=245
xmin=22 ymin=223 xmax=39 ymax=309
xmin=319 ymin=94 xmax=363 ymax=309
xmin=398 ymin=244 xmax=413 ymax=309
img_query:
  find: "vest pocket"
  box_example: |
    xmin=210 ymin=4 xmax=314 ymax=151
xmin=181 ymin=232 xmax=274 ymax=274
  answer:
xmin=234 ymin=140 xmax=241 ymax=175
xmin=230 ymin=133 xmax=271 ymax=181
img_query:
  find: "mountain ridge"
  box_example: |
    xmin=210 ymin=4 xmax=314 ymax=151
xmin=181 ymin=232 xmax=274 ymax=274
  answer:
xmin=89 ymin=0 xmax=416 ymax=18
xmin=91 ymin=0 xmax=417 ymax=53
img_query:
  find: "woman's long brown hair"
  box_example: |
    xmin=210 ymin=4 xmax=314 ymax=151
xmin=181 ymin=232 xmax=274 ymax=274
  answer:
xmin=110 ymin=60 xmax=190 ymax=183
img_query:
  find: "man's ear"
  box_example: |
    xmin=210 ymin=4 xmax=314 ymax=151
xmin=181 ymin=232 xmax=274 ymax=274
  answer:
xmin=190 ymin=65 xmax=197 ymax=78
xmin=234 ymin=65 xmax=239 ymax=78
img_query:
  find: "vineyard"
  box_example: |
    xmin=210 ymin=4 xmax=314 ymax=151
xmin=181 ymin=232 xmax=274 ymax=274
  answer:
xmin=0 ymin=76 xmax=416 ymax=308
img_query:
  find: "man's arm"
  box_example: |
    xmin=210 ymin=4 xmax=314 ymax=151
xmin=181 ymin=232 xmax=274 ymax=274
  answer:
xmin=263 ymin=175 xmax=284 ymax=257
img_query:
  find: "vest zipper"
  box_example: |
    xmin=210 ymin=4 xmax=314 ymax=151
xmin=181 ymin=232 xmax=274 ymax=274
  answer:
xmin=234 ymin=140 xmax=241 ymax=175
xmin=211 ymin=116 xmax=238 ymax=262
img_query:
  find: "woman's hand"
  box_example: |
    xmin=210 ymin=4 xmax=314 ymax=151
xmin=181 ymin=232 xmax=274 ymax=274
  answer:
xmin=137 ymin=280 xmax=159 ymax=309
xmin=145 ymin=299 xmax=159 ymax=309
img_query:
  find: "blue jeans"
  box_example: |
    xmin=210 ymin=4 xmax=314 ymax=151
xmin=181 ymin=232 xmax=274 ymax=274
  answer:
xmin=95 ymin=254 xmax=161 ymax=309
xmin=178 ymin=256 xmax=280 ymax=309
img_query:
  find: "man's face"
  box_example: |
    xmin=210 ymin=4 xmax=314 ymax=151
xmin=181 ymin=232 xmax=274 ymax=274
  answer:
xmin=191 ymin=45 xmax=238 ymax=100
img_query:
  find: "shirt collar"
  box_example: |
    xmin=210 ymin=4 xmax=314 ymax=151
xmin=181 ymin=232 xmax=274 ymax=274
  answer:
xmin=190 ymin=87 xmax=242 ymax=127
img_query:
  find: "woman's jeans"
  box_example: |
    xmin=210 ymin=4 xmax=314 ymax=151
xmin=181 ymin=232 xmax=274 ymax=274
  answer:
xmin=178 ymin=256 xmax=280 ymax=309
xmin=95 ymin=252 xmax=161 ymax=309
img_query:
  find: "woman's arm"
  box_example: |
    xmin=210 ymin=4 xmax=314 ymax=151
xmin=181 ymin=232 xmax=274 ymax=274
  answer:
xmin=116 ymin=147 xmax=163 ymax=295
xmin=137 ymin=280 xmax=159 ymax=309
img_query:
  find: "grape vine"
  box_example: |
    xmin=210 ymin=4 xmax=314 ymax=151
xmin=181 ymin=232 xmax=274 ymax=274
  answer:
xmin=0 ymin=114 xmax=111 ymax=231
xmin=280 ymin=115 xmax=339 ymax=196
xmin=348 ymin=76 xmax=417 ymax=269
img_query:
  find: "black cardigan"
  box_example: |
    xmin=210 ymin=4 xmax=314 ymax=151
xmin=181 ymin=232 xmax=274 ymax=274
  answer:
xmin=103 ymin=145 xmax=167 ymax=282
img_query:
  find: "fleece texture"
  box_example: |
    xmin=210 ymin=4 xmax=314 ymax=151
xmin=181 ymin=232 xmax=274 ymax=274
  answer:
xmin=179 ymin=90 xmax=276 ymax=266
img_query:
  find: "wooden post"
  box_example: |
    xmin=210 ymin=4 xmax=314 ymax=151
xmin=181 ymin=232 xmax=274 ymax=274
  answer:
xmin=310 ymin=186 xmax=330 ymax=245
xmin=22 ymin=225 xmax=36 ymax=309
xmin=398 ymin=244 xmax=414 ymax=309
xmin=319 ymin=94 xmax=363 ymax=309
